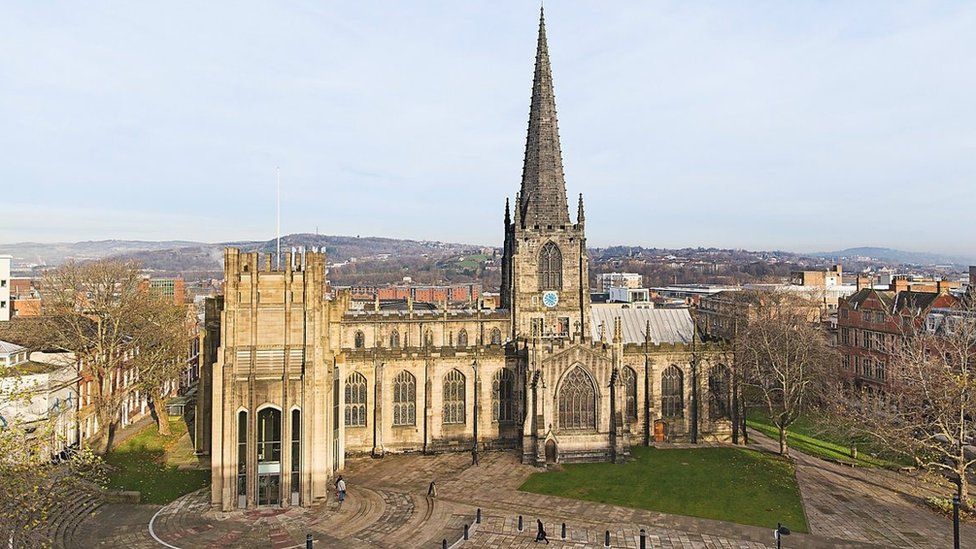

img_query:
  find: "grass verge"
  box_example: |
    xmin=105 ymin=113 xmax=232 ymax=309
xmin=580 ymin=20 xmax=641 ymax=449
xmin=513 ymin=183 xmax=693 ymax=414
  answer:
xmin=519 ymin=446 xmax=808 ymax=532
xmin=746 ymin=415 xmax=903 ymax=469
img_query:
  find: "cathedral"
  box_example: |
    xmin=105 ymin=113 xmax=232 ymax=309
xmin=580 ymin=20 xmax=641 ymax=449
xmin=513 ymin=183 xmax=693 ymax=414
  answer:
xmin=205 ymin=9 xmax=732 ymax=511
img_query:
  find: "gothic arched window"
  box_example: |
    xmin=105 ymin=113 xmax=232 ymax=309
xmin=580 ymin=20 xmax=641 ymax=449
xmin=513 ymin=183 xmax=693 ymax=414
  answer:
xmin=490 ymin=328 xmax=502 ymax=346
xmin=354 ymin=331 xmax=365 ymax=349
xmin=709 ymin=364 xmax=730 ymax=419
xmin=457 ymin=329 xmax=468 ymax=348
xmin=392 ymin=371 xmax=416 ymax=426
xmin=492 ymin=368 xmax=515 ymax=423
xmin=389 ymin=329 xmax=400 ymax=349
xmin=558 ymin=366 xmax=596 ymax=430
xmin=344 ymin=372 xmax=367 ymax=427
xmin=442 ymin=369 xmax=466 ymax=424
xmin=538 ymin=242 xmax=562 ymax=291
xmin=622 ymin=366 xmax=638 ymax=421
xmin=662 ymin=365 xmax=684 ymax=418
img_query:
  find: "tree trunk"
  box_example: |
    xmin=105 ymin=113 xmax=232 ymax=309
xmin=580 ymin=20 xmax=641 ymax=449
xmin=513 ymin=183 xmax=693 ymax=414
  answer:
xmin=103 ymin=421 xmax=117 ymax=455
xmin=149 ymin=396 xmax=172 ymax=436
xmin=958 ymin=461 xmax=970 ymax=508
xmin=778 ymin=425 xmax=789 ymax=456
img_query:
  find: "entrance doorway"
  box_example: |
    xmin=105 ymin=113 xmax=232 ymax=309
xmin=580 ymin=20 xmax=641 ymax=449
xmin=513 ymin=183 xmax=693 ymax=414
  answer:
xmin=257 ymin=408 xmax=282 ymax=506
xmin=544 ymin=439 xmax=557 ymax=464
xmin=653 ymin=420 xmax=666 ymax=443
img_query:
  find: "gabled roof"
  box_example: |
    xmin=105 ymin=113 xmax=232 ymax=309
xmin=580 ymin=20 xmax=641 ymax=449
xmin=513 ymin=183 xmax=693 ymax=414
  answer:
xmin=845 ymin=288 xmax=894 ymax=311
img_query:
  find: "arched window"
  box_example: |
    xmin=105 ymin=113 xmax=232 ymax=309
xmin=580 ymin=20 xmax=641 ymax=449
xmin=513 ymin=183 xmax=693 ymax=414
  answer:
xmin=344 ymin=373 xmax=367 ymax=427
xmin=492 ymin=368 xmax=515 ymax=423
xmin=538 ymin=242 xmax=562 ymax=290
xmin=490 ymin=328 xmax=502 ymax=345
xmin=237 ymin=410 xmax=247 ymax=503
xmin=621 ymin=367 xmax=638 ymax=421
xmin=392 ymin=371 xmax=417 ymax=426
xmin=709 ymin=364 xmax=730 ymax=419
xmin=442 ymin=369 xmax=466 ymax=424
xmin=257 ymin=407 xmax=282 ymax=506
xmin=558 ymin=366 xmax=596 ymax=430
xmin=290 ymin=409 xmax=301 ymax=500
xmin=354 ymin=331 xmax=365 ymax=349
xmin=662 ymin=365 xmax=684 ymax=418
xmin=457 ymin=329 xmax=468 ymax=348
xmin=390 ymin=329 xmax=400 ymax=349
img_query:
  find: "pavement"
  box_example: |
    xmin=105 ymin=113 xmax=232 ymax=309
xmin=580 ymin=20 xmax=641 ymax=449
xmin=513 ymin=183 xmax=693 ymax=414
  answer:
xmin=71 ymin=432 xmax=974 ymax=548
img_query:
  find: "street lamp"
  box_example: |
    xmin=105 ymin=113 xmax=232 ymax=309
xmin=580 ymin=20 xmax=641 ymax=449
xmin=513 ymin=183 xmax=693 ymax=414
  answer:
xmin=775 ymin=523 xmax=791 ymax=549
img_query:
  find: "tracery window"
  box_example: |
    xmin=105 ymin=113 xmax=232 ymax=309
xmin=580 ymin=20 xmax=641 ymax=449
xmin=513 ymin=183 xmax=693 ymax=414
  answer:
xmin=457 ymin=329 xmax=468 ymax=348
xmin=492 ymin=368 xmax=515 ymax=423
xmin=538 ymin=242 xmax=562 ymax=291
xmin=442 ymin=369 xmax=466 ymax=424
xmin=662 ymin=365 xmax=684 ymax=418
xmin=392 ymin=371 xmax=417 ymax=426
xmin=390 ymin=329 xmax=400 ymax=349
xmin=354 ymin=331 xmax=365 ymax=349
xmin=622 ymin=366 xmax=638 ymax=421
xmin=708 ymin=364 xmax=730 ymax=419
xmin=344 ymin=373 xmax=367 ymax=427
xmin=558 ymin=366 xmax=596 ymax=430
xmin=490 ymin=328 xmax=502 ymax=346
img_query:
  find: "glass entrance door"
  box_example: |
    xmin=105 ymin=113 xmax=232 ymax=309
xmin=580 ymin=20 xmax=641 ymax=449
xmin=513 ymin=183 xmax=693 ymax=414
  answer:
xmin=257 ymin=408 xmax=281 ymax=506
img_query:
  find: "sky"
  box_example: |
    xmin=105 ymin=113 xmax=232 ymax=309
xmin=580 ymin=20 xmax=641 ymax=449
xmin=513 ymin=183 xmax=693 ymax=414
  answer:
xmin=1 ymin=1 xmax=974 ymax=257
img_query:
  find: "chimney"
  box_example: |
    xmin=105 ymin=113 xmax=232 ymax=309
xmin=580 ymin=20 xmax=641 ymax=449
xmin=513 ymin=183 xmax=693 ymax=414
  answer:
xmin=856 ymin=275 xmax=872 ymax=291
xmin=892 ymin=276 xmax=910 ymax=295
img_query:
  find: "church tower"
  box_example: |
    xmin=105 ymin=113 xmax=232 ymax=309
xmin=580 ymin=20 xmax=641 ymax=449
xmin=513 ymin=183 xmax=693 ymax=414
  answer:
xmin=502 ymin=7 xmax=591 ymax=342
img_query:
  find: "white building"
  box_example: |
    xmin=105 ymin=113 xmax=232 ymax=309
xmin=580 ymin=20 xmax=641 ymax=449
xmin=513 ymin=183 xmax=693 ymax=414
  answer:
xmin=0 ymin=255 xmax=11 ymax=322
xmin=599 ymin=272 xmax=642 ymax=291
xmin=0 ymin=340 xmax=80 ymax=456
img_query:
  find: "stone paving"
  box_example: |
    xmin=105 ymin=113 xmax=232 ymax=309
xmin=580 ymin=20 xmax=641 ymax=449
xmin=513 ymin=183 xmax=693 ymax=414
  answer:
xmin=72 ymin=434 xmax=974 ymax=548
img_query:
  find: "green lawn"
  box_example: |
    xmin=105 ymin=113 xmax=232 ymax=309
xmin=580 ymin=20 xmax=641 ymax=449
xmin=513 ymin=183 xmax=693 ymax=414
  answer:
xmin=519 ymin=446 xmax=808 ymax=532
xmin=105 ymin=417 xmax=210 ymax=504
xmin=747 ymin=415 xmax=902 ymax=469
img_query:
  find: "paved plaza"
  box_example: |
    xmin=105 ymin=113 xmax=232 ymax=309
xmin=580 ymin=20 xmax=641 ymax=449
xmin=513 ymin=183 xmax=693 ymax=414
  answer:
xmin=71 ymin=431 xmax=974 ymax=548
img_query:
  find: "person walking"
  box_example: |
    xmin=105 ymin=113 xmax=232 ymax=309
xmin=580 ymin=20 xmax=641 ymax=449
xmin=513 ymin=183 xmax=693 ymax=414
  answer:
xmin=335 ymin=476 xmax=347 ymax=508
xmin=535 ymin=519 xmax=549 ymax=544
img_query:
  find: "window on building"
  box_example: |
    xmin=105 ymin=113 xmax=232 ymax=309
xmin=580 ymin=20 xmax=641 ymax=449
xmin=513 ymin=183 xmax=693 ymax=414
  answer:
xmin=291 ymin=409 xmax=301 ymax=500
xmin=237 ymin=410 xmax=247 ymax=503
xmin=492 ymin=368 xmax=515 ymax=423
xmin=558 ymin=317 xmax=570 ymax=336
xmin=457 ymin=329 xmax=468 ymax=348
xmin=354 ymin=331 xmax=365 ymax=349
xmin=621 ymin=366 xmax=638 ymax=421
xmin=531 ymin=318 xmax=543 ymax=338
xmin=558 ymin=366 xmax=596 ymax=430
xmin=392 ymin=371 xmax=417 ymax=426
xmin=490 ymin=328 xmax=502 ymax=346
xmin=661 ymin=365 xmax=684 ymax=418
xmin=390 ymin=330 xmax=400 ymax=349
xmin=344 ymin=373 xmax=367 ymax=427
xmin=256 ymin=407 xmax=281 ymax=506
xmin=538 ymin=242 xmax=563 ymax=290
xmin=708 ymin=364 xmax=730 ymax=419
xmin=442 ymin=369 xmax=466 ymax=424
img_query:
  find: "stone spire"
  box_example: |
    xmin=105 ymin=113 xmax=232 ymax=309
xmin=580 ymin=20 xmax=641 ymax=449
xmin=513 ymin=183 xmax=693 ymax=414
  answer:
xmin=518 ymin=6 xmax=570 ymax=228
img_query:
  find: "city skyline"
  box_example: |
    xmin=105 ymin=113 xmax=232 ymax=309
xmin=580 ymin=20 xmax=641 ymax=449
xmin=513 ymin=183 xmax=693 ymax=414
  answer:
xmin=2 ymin=2 xmax=974 ymax=257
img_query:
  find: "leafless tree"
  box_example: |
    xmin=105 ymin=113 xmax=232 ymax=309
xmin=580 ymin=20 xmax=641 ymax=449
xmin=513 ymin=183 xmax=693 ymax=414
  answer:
xmin=739 ymin=291 xmax=835 ymax=456
xmin=828 ymin=302 xmax=976 ymax=505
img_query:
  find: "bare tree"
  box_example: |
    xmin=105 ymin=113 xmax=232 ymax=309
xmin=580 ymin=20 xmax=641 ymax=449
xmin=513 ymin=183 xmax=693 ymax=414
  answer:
xmin=33 ymin=260 xmax=186 ymax=451
xmin=828 ymin=302 xmax=976 ymax=505
xmin=739 ymin=291 xmax=834 ymax=456
xmin=130 ymin=296 xmax=193 ymax=435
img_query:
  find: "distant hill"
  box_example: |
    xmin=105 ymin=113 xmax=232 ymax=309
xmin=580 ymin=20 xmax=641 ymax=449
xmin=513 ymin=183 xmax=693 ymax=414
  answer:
xmin=811 ymin=247 xmax=975 ymax=267
xmin=0 ymin=239 xmax=207 ymax=268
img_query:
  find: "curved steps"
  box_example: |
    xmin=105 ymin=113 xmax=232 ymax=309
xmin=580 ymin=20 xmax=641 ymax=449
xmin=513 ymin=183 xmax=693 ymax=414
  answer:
xmin=50 ymin=489 xmax=103 ymax=549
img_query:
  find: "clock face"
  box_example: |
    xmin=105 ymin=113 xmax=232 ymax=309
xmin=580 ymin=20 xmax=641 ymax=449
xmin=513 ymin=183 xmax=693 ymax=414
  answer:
xmin=542 ymin=291 xmax=559 ymax=308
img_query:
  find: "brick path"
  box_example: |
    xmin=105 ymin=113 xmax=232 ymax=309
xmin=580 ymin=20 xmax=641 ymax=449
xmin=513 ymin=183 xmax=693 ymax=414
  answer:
xmin=73 ymin=439 xmax=973 ymax=548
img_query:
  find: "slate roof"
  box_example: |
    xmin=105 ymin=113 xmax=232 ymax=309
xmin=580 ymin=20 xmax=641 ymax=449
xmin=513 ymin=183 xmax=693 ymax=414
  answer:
xmin=590 ymin=306 xmax=695 ymax=345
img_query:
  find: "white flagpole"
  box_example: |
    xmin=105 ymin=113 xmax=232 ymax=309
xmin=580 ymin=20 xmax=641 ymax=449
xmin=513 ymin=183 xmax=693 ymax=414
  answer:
xmin=276 ymin=166 xmax=281 ymax=269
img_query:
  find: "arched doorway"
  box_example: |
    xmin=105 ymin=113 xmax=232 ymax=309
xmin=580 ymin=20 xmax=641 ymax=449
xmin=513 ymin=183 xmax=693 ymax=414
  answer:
xmin=544 ymin=439 xmax=557 ymax=464
xmin=257 ymin=407 xmax=282 ymax=506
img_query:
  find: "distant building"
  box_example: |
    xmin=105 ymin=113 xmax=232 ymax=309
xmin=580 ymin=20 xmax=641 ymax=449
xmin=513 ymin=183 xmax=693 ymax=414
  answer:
xmin=0 ymin=255 xmax=10 ymax=322
xmin=608 ymin=286 xmax=650 ymax=304
xmin=141 ymin=276 xmax=187 ymax=305
xmin=9 ymin=277 xmax=42 ymax=317
xmin=789 ymin=264 xmax=843 ymax=287
xmin=598 ymin=272 xmax=642 ymax=291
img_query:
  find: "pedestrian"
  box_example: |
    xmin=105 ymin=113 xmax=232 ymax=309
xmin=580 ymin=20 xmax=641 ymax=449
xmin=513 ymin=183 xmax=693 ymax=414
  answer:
xmin=335 ymin=475 xmax=346 ymax=508
xmin=535 ymin=519 xmax=549 ymax=544
xmin=427 ymin=480 xmax=437 ymax=498
xmin=471 ymin=446 xmax=479 ymax=466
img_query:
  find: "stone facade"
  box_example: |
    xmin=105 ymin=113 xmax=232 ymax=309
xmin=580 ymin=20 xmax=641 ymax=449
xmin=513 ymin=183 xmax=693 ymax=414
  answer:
xmin=207 ymin=8 xmax=732 ymax=511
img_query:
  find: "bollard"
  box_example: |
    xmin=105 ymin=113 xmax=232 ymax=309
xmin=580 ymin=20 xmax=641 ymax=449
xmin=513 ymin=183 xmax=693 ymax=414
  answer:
xmin=639 ymin=528 xmax=646 ymax=549
xmin=306 ymin=533 xmax=312 ymax=549
xmin=476 ymin=508 xmax=482 ymax=524
xmin=561 ymin=522 xmax=566 ymax=540
xmin=604 ymin=529 xmax=610 ymax=548
xmin=518 ymin=515 xmax=523 ymax=532
xmin=442 ymin=539 xmax=447 ymax=549
xmin=953 ymin=495 xmax=961 ymax=549
xmin=464 ymin=523 xmax=470 ymax=540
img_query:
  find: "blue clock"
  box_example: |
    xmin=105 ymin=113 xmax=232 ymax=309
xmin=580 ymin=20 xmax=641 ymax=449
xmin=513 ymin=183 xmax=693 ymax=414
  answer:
xmin=542 ymin=291 xmax=559 ymax=308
